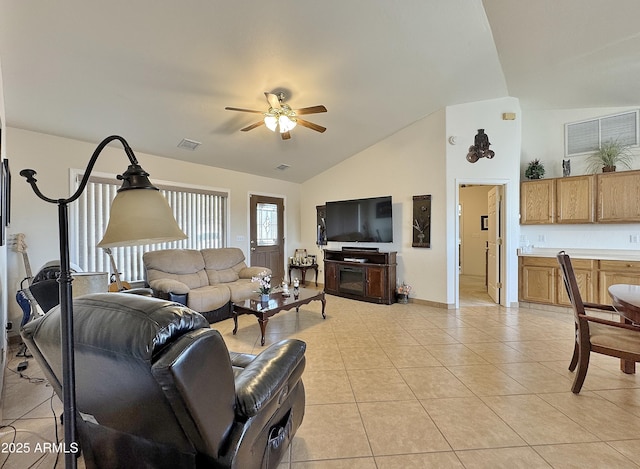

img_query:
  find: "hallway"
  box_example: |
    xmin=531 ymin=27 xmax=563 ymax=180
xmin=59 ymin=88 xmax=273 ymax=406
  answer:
xmin=460 ymin=274 xmax=495 ymax=307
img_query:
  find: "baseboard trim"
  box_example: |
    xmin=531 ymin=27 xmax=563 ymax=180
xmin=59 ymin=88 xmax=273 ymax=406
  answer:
xmin=518 ymin=301 xmax=572 ymax=315
xmin=408 ymin=298 xmax=452 ymax=309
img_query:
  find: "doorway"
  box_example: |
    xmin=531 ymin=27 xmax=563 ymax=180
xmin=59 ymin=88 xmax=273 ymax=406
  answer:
xmin=249 ymin=194 xmax=285 ymax=284
xmin=458 ymin=184 xmax=504 ymax=307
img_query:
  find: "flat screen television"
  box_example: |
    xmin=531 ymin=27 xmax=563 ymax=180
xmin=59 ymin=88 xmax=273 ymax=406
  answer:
xmin=325 ymin=196 xmax=393 ymax=243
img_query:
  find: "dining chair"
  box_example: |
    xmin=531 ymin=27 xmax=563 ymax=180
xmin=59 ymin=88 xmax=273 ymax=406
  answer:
xmin=557 ymin=251 xmax=640 ymax=393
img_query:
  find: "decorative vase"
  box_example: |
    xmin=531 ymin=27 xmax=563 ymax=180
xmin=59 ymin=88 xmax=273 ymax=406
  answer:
xmin=396 ymin=293 xmax=409 ymax=304
xmin=260 ymin=293 xmax=270 ymax=302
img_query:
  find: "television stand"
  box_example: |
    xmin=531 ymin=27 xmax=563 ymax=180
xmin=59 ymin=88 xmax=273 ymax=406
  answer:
xmin=324 ymin=249 xmax=397 ymax=304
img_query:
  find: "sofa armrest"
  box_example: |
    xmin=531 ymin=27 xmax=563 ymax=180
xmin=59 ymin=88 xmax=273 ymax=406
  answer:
xmin=229 ymin=351 xmax=256 ymax=369
xmin=234 ymin=339 xmax=306 ymax=418
xmin=239 ymin=266 xmax=272 ymax=279
xmin=148 ymin=279 xmax=190 ymax=295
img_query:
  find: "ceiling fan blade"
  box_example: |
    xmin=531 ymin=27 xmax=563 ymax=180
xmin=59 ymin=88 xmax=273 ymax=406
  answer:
xmin=293 ymin=105 xmax=327 ymax=115
xmin=296 ymin=118 xmax=326 ymax=133
xmin=225 ymin=106 xmax=264 ymax=114
xmin=265 ymin=92 xmax=281 ymax=109
xmin=281 ymin=131 xmax=292 ymax=140
xmin=240 ymin=121 xmax=265 ymax=132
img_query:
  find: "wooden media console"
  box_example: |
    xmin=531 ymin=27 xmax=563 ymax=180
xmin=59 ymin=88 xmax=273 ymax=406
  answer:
xmin=323 ymin=248 xmax=397 ymax=304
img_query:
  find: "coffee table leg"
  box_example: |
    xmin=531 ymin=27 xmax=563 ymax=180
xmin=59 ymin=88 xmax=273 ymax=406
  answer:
xmin=258 ymin=318 xmax=268 ymax=346
xmin=321 ymin=296 xmax=326 ymax=319
xmin=232 ymin=311 xmax=238 ymax=335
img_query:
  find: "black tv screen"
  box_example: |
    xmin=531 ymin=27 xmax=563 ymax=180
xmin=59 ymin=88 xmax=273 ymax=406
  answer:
xmin=325 ymin=196 xmax=393 ymax=243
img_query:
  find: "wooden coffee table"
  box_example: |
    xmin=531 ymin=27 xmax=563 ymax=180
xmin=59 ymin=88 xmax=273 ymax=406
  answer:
xmin=232 ymin=288 xmax=326 ymax=345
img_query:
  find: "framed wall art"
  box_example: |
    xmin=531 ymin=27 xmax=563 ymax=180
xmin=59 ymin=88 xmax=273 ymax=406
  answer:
xmin=412 ymin=194 xmax=431 ymax=248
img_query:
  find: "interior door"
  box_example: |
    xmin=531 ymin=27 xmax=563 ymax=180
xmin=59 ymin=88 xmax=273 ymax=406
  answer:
xmin=487 ymin=186 xmax=501 ymax=303
xmin=250 ymin=195 xmax=285 ymax=284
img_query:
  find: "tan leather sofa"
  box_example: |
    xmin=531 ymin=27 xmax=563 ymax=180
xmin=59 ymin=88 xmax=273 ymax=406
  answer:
xmin=143 ymin=247 xmax=270 ymax=323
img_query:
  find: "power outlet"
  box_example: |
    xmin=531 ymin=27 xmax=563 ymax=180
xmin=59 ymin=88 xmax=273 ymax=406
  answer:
xmin=630 ymin=234 xmax=640 ymax=243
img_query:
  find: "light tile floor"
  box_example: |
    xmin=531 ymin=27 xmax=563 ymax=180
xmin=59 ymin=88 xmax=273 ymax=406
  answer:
xmin=3 ymin=287 xmax=640 ymax=468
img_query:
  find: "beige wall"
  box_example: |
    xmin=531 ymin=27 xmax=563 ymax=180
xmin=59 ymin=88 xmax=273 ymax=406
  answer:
xmin=6 ymin=127 xmax=302 ymax=328
xmin=460 ymin=185 xmax=491 ymax=277
xmin=302 ymin=109 xmax=449 ymax=303
xmin=301 ymin=97 xmax=522 ymax=307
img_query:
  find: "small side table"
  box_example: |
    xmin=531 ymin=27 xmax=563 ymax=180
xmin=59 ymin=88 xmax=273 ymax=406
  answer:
xmin=288 ymin=263 xmax=319 ymax=286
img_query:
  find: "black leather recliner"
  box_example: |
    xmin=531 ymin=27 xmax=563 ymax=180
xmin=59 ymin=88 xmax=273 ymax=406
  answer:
xmin=21 ymin=293 xmax=306 ymax=468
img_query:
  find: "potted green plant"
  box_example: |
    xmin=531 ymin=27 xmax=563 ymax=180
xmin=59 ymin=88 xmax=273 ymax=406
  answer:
xmin=586 ymin=139 xmax=633 ymax=173
xmin=524 ymin=159 xmax=545 ymax=179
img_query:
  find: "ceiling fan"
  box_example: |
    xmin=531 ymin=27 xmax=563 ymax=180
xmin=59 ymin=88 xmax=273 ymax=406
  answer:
xmin=225 ymin=92 xmax=327 ymax=140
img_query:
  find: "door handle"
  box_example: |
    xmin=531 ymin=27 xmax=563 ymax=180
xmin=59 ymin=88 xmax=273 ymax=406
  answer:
xmin=250 ymin=247 xmax=256 ymax=251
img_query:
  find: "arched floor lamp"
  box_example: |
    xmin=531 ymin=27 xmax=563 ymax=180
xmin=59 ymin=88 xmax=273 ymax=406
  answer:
xmin=20 ymin=135 xmax=187 ymax=469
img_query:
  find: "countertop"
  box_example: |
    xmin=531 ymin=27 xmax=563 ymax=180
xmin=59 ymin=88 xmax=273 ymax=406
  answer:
xmin=518 ymin=247 xmax=640 ymax=261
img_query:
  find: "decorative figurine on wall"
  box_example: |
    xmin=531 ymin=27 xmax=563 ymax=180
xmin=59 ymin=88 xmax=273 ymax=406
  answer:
xmin=466 ymin=129 xmax=495 ymax=163
xmin=562 ymin=159 xmax=571 ymax=177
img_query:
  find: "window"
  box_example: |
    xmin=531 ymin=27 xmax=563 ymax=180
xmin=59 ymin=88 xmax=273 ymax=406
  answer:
xmin=71 ymin=172 xmax=227 ymax=282
xmin=565 ymin=110 xmax=639 ymax=156
xmin=256 ymin=202 xmax=279 ymax=246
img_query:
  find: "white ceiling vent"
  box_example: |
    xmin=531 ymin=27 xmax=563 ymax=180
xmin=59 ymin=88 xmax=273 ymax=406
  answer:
xmin=177 ymin=138 xmax=202 ymax=151
xmin=276 ymin=164 xmax=291 ymax=171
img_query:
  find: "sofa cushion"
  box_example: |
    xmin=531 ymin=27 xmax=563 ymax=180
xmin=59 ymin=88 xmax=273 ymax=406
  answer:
xmin=187 ymin=285 xmax=231 ymax=313
xmin=237 ymin=266 xmax=270 ymax=279
xmin=144 ymin=250 xmax=209 ymax=290
xmin=201 ymin=248 xmax=246 ymax=270
xmin=227 ymin=279 xmax=260 ymax=303
xmin=207 ymin=268 xmax=240 ymax=285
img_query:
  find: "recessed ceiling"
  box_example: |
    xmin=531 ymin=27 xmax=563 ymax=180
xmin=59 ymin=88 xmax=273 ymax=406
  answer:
xmin=1 ymin=0 xmax=639 ymax=182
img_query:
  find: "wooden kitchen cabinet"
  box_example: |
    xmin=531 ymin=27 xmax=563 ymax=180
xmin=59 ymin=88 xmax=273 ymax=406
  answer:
xmin=556 ymin=175 xmax=596 ymax=224
xmin=598 ymin=260 xmax=640 ymax=305
xmin=556 ymin=259 xmax=597 ymax=305
xmin=520 ymin=179 xmax=555 ymax=224
xmin=520 ymin=256 xmax=640 ymax=307
xmin=520 ymin=170 xmax=640 ymax=225
xmin=597 ymin=170 xmax=640 ymax=223
xmin=519 ymin=257 xmax=557 ymax=303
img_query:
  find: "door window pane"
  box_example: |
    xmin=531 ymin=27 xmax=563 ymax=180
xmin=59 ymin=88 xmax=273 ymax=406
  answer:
xmin=257 ymin=202 xmax=278 ymax=246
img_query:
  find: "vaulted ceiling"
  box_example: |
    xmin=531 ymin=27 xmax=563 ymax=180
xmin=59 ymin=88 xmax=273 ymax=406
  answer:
xmin=1 ymin=0 xmax=640 ymax=182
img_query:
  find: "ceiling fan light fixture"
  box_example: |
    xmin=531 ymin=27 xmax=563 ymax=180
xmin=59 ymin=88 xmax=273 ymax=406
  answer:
xmin=264 ymin=115 xmax=278 ymax=131
xmin=227 ymin=92 xmax=326 ymax=139
xmin=278 ymin=115 xmax=297 ymax=133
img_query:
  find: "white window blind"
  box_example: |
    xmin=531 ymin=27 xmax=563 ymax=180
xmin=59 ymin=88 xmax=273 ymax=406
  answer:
xmin=71 ymin=174 xmax=227 ymax=283
xmin=566 ymin=110 xmax=639 ymax=156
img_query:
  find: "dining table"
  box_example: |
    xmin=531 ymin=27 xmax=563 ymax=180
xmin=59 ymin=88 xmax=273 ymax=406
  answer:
xmin=608 ymin=283 xmax=640 ymax=374
xmin=608 ymin=284 xmax=640 ymax=324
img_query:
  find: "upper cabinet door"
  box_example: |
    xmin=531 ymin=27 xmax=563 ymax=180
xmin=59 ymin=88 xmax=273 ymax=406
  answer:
xmin=556 ymin=175 xmax=596 ymax=224
xmin=597 ymin=170 xmax=640 ymax=223
xmin=520 ymin=179 xmax=555 ymax=224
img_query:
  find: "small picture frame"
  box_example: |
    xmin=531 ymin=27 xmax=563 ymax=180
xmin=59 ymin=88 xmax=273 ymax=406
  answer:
xmin=294 ymin=249 xmax=307 ymax=265
xmin=481 ymin=215 xmax=488 ymax=231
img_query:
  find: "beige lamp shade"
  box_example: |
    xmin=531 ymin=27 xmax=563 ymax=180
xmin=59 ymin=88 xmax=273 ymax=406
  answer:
xmin=97 ymin=189 xmax=187 ymax=248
